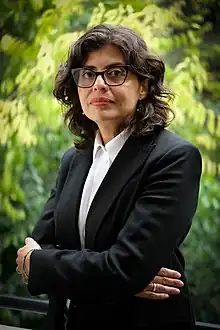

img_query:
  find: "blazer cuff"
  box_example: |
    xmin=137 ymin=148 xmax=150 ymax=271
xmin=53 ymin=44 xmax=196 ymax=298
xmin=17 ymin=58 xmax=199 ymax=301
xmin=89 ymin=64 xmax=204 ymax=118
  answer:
xmin=28 ymin=249 xmax=57 ymax=296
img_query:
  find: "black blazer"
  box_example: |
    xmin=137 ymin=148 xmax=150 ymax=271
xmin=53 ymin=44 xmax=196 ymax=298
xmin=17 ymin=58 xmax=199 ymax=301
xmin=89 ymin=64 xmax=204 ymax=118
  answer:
xmin=28 ymin=128 xmax=202 ymax=330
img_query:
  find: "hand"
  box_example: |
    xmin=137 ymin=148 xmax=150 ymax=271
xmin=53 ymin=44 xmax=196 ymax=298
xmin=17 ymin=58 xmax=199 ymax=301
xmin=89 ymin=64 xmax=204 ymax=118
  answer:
xmin=136 ymin=267 xmax=184 ymax=300
xmin=16 ymin=237 xmax=41 ymax=281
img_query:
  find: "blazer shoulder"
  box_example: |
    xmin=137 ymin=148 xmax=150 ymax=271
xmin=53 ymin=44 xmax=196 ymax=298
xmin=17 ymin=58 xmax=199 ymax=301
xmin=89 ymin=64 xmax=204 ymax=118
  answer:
xmin=145 ymin=129 xmax=202 ymax=180
xmin=61 ymin=146 xmax=76 ymax=164
xmin=156 ymin=129 xmax=201 ymax=155
xmin=148 ymin=129 xmax=202 ymax=171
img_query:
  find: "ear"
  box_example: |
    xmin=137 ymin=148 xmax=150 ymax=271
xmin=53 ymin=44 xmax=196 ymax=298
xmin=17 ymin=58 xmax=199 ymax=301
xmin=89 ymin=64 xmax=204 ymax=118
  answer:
xmin=139 ymin=81 xmax=148 ymax=100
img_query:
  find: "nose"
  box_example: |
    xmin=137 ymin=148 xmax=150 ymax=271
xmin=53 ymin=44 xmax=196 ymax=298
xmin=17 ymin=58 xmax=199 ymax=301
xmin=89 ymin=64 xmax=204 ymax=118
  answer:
xmin=93 ymin=74 xmax=108 ymax=91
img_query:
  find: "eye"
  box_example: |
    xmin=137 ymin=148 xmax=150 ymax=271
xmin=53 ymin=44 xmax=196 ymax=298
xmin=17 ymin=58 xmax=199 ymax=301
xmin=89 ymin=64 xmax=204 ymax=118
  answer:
xmin=107 ymin=67 xmax=126 ymax=77
xmin=81 ymin=69 xmax=95 ymax=79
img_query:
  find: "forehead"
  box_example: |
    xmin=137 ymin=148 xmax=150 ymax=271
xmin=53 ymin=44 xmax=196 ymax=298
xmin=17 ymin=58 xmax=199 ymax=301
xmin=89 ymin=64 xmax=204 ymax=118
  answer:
xmin=84 ymin=44 xmax=125 ymax=69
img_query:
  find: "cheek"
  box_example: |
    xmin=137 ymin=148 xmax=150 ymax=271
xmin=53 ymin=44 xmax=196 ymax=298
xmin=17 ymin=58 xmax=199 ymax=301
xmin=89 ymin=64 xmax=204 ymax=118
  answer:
xmin=117 ymin=90 xmax=138 ymax=110
xmin=116 ymin=82 xmax=140 ymax=107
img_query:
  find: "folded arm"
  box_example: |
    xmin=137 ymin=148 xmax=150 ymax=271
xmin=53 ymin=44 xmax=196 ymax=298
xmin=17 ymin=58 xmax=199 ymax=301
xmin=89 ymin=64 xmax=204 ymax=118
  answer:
xmin=28 ymin=144 xmax=202 ymax=301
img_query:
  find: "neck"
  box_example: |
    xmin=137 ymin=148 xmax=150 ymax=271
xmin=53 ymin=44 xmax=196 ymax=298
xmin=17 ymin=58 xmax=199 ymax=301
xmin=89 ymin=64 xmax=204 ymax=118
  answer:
xmin=98 ymin=124 xmax=121 ymax=144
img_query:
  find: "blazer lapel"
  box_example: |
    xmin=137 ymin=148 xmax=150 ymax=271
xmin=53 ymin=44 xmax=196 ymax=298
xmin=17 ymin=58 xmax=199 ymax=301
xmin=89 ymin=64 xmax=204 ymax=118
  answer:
xmin=85 ymin=131 xmax=159 ymax=249
xmin=56 ymin=147 xmax=93 ymax=249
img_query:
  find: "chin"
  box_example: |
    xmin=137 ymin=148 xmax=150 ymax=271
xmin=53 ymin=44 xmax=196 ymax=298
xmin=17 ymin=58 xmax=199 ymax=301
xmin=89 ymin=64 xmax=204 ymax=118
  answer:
xmin=95 ymin=109 xmax=119 ymax=119
xmin=93 ymin=114 xmax=120 ymax=124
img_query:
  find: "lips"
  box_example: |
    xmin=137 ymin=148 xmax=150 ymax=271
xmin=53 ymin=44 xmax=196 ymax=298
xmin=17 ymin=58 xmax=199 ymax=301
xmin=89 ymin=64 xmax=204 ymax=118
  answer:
xmin=90 ymin=97 xmax=114 ymax=105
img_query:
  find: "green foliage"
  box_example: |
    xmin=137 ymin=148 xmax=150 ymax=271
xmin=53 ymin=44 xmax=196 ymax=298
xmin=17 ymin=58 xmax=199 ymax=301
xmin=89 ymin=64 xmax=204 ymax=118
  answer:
xmin=183 ymin=176 xmax=220 ymax=322
xmin=0 ymin=1 xmax=82 ymax=233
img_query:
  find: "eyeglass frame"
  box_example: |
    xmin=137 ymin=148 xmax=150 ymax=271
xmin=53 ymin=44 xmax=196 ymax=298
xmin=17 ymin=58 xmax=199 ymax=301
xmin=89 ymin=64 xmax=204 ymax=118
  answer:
xmin=71 ymin=65 xmax=130 ymax=88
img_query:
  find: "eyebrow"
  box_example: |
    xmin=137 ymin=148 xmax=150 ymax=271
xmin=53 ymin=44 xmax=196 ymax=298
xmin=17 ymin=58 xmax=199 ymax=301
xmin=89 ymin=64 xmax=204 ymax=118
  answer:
xmin=83 ymin=62 xmax=125 ymax=70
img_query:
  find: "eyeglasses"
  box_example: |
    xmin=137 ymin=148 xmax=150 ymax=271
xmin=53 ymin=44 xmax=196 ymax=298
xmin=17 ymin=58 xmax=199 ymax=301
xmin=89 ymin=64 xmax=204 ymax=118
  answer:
xmin=71 ymin=65 xmax=130 ymax=88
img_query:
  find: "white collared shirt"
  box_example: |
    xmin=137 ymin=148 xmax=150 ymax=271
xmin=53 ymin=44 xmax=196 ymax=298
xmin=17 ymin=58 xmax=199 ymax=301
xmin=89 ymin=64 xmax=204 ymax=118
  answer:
xmin=78 ymin=129 xmax=130 ymax=247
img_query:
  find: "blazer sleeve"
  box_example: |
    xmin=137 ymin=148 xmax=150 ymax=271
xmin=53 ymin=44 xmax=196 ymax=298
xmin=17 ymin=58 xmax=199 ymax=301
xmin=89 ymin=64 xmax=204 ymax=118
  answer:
xmin=28 ymin=143 xmax=202 ymax=301
xmin=31 ymin=147 xmax=74 ymax=249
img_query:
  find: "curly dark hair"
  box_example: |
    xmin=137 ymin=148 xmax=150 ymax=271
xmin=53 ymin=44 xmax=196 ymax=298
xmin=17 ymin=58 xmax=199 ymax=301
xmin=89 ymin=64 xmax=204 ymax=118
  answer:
xmin=53 ymin=24 xmax=174 ymax=148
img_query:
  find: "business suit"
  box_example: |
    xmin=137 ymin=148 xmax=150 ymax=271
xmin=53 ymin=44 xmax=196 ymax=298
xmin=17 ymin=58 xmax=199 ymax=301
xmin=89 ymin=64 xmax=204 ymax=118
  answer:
xmin=28 ymin=128 xmax=202 ymax=330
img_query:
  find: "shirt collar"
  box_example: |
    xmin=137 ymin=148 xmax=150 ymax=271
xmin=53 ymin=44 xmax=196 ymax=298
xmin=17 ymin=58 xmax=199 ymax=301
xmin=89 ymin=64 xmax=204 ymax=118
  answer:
xmin=93 ymin=129 xmax=130 ymax=162
xmin=93 ymin=131 xmax=104 ymax=160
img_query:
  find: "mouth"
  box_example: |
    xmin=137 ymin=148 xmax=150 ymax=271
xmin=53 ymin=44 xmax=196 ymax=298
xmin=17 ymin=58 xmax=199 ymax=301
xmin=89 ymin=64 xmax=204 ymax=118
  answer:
xmin=90 ymin=97 xmax=114 ymax=106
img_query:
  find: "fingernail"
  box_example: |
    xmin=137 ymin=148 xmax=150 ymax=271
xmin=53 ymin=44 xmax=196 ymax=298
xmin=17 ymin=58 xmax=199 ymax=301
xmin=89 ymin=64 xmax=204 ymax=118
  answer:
xmin=163 ymin=294 xmax=169 ymax=299
xmin=176 ymin=279 xmax=184 ymax=287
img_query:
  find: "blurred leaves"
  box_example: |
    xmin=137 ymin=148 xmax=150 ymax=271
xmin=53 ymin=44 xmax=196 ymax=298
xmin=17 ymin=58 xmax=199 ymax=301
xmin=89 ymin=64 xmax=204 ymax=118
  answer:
xmin=184 ymin=175 xmax=220 ymax=322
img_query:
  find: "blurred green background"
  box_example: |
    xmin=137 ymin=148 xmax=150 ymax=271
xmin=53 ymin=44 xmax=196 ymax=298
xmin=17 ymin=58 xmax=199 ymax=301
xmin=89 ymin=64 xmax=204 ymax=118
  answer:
xmin=0 ymin=0 xmax=220 ymax=328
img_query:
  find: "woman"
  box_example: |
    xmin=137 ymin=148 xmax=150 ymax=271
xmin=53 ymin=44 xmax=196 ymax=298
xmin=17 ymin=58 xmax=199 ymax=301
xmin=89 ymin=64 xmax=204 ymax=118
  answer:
xmin=16 ymin=24 xmax=202 ymax=329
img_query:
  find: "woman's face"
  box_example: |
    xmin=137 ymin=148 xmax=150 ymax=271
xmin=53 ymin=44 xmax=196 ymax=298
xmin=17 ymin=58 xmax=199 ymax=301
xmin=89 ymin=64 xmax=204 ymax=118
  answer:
xmin=77 ymin=44 xmax=147 ymax=132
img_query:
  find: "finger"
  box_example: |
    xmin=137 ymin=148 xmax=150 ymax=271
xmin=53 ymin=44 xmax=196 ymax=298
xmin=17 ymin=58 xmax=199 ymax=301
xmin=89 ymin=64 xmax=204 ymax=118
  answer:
xmin=17 ymin=247 xmax=24 ymax=255
xmin=145 ymin=282 xmax=154 ymax=291
xmin=16 ymin=257 xmax=23 ymax=273
xmin=136 ymin=292 xmax=169 ymax=300
xmin=16 ymin=254 xmax=23 ymax=263
xmin=153 ymin=275 xmax=184 ymax=288
xmin=145 ymin=283 xmax=180 ymax=295
xmin=157 ymin=267 xmax=181 ymax=278
xmin=16 ymin=266 xmax=22 ymax=274
xmin=25 ymin=237 xmax=34 ymax=245
xmin=16 ymin=257 xmax=21 ymax=266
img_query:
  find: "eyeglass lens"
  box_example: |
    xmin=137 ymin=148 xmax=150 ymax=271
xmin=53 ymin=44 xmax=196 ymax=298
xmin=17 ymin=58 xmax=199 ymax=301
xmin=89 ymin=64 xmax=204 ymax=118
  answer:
xmin=72 ymin=66 xmax=127 ymax=87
